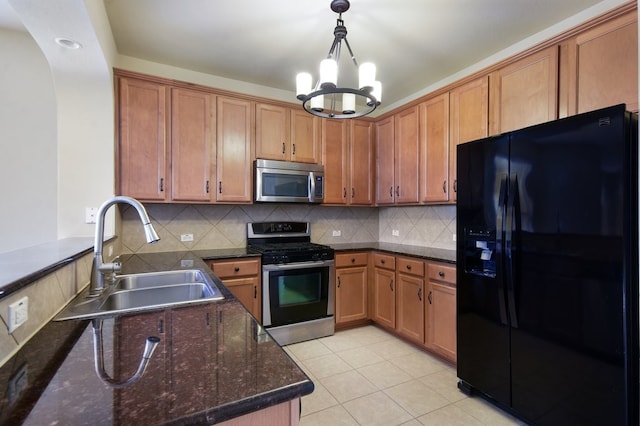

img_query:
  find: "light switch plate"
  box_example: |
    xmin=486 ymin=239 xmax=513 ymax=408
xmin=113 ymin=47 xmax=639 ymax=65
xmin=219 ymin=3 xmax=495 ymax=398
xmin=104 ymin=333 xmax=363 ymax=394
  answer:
xmin=8 ymin=297 xmax=28 ymax=333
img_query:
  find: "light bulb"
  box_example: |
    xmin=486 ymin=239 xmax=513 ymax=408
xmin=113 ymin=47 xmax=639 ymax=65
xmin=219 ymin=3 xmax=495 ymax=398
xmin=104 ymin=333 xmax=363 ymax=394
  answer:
xmin=342 ymin=93 xmax=356 ymax=114
xmin=320 ymin=59 xmax=337 ymax=88
xmin=296 ymin=72 xmax=312 ymax=98
xmin=311 ymin=94 xmax=324 ymax=111
xmin=359 ymin=62 xmax=376 ymax=91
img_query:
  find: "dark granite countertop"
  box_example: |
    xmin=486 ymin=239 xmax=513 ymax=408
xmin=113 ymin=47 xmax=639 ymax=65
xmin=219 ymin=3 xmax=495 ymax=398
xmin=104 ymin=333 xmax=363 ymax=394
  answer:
xmin=0 ymin=252 xmax=312 ymax=425
xmin=330 ymin=242 xmax=456 ymax=264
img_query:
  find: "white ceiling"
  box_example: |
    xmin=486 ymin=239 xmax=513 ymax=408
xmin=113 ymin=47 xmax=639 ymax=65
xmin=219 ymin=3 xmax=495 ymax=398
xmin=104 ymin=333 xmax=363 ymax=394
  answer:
xmin=0 ymin=0 xmax=624 ymax=108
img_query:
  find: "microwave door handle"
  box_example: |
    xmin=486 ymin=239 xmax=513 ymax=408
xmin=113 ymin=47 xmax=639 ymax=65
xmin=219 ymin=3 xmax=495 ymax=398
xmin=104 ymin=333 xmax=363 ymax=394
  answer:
xmin=309 ymin=172 xmax=315 ymax=202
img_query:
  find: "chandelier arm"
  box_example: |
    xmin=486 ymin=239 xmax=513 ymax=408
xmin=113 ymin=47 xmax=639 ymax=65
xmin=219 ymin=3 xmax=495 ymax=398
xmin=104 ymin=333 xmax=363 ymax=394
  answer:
xmin=341 ymin=37 xmax=359 ymax=67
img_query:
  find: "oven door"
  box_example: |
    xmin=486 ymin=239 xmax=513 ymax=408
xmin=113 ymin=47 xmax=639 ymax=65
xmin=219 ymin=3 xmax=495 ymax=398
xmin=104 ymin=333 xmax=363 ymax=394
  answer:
xmin=262 ymin=260 xmax=335 ymax=327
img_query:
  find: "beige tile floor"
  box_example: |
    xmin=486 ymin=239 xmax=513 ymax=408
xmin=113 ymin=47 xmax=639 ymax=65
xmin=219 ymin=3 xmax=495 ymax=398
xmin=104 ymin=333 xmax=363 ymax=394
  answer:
xmin=284 ymin=325 xmax=526 ymax=426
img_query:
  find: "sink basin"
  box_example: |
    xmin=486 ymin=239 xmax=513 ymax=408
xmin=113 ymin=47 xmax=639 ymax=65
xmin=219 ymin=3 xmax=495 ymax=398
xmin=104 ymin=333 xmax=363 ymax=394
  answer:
xmin=55 ymin=269 xmax=224 ymax=321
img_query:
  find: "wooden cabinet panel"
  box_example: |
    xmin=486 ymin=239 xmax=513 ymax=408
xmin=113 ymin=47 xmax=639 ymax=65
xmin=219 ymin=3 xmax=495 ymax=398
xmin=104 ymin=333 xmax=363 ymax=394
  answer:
xmin=449 ymin=76 xmax=489 ymax=202
xmin=372 ymin=266 xmax=395 ymax=329
xmin=209 ymin=258 xmax=262 ymax=320
xmin=372 ymin=252 xmax=395 ymax=270
xmin=322 ymin=119 xmax=349 ymax=204
xmin=117 ymin=77 xmax=168 ymax=201
xmin=336 ymin=266 xmax=368 ymax=324
xmin=396 ymin=272 xmax=425 ymax=344
xmin=171 ymin=88 xmax=215 ymax=202
xmin=216 ymin=96 xmax=253 ymax=203
xmin=394 ymin=106 xmax=420 ymax=203
xmin=397 ymin=257 xmax=424 ymax=277
xmin=420 ymin=94 xmax=450 ymax=203
xmin=375 ymin=116 xmax=395 ymax=205
xmin=490 ymin=45 xmax=559 ymax=134
xmin=425 ymin=261 xmax=457 ymax=363
xmin=568 ymin=11 xmax=638 ymax=114
xmin=290 ymin=109 xmax=321 ymax=163
xmin=349 ymin=120 xmax=374 ymax=205
xmin=335 ymin=252 xmax=368 ymax=268
xmin=255 ymin=103 xmax=289 ymax=161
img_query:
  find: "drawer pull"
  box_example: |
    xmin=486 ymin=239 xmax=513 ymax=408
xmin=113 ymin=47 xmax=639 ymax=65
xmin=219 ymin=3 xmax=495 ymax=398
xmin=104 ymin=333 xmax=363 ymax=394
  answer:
xmin=438 ymin=271 xmax=444 ymax=277
xmin=406 ymin=264 xmax=412 ymax=270
xmin=234 ymin=266 xmax=240 ymax=272
xmin=380 ymin=259 xmax=385 ymax=264
xmin=351 ymin=258 xmax=356 ymax=263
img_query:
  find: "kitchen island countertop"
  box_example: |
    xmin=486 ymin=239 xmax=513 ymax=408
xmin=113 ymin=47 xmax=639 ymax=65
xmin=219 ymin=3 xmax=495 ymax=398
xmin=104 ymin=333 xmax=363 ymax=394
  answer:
xmin=0 ymin=251 xmax=312 ymax=425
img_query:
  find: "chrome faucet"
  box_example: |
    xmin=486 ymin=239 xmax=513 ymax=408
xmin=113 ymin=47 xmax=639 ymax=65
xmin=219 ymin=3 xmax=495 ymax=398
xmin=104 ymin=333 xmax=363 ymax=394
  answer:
xmin=90 ymin=196 xmax=160 ymax=297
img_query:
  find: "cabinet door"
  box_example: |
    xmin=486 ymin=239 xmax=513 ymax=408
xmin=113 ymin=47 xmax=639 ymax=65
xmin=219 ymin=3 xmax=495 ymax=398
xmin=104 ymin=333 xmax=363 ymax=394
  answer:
xmin=449 ymin=76 xmax=489 ymax=202
xmin=349 ymin=120 xmax=374 ymax=205
xmin=420 ymin=94 xmax=450 ymax=203
xmin=373 ymin=267 xmax=395 ymax=329
xmin=216 ymin=96 xmax=253 ymax=203
xmin=336 ymin=266 xmax=368 ymax=324
xmin=224 ymin=276 xmax=261 ymax=321
xmin=117 ymin=77 xmax=168 ymax=201
xmin=290 ymin=109 xmax=321 ymax=163
xmin=570 ymin=11 xmax=638 ymax=114
xmin=255 ymin=103 xmax=288 ymax=161
xmin=171 ymin=88 xmax=215 ymax=202
xmin=394 ymin=106 xmax=420 ymax=204
xmin=322 ymin=119 xmax=349 ymax=204
xmin=490 ymin=45 xmax=559 ymax=134
xmin=426 ymin=282 xmax=457 ymax=362
xmin=396 ymin=273 xmax=425 ymax=344
xmin=375 ymin=116 xmax=395 ymax=205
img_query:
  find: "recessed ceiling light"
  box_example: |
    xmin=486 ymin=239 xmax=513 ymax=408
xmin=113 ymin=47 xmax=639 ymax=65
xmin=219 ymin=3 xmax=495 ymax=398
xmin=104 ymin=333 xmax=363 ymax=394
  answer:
xmin=54 ymin=37 xmax=82 ymax=50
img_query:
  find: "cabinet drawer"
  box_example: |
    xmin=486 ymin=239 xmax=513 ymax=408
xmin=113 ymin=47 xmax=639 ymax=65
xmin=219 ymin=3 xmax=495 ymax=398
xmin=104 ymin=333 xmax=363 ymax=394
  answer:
xmin=210 ymin=258 xmax=261 ymax=278
xmin=373 ymin=253 xmax=395 ymax=270
xmin=427 ymin=262 xmax=456 ymax=285
xmin=335 ymin=252 xmax=368 ymax=268
xmin=397 ymin=257 xmax=424 ymax=277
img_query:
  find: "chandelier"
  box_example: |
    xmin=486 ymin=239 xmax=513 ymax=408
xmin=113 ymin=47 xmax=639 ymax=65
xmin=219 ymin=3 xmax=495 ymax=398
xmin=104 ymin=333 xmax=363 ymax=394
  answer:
xmin=296 ymin=0 xmax=381 ymax=119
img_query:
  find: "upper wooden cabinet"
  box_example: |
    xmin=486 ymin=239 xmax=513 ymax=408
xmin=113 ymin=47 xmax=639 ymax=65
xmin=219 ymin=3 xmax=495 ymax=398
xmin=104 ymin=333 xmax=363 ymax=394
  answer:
xmin=117 ymin=77 xmax=169 ymax=201
xmin=562 ymin=10 xmax=638 ymax=115
xmin=420 ymin=94 xmax=450 ymax=204
xmin=349 ymin=120 xmax=375 ymax=205
xmin=449 ymin=76 xmax=489 ymax=203
xmin=375 ymin=116 xmax=394 ymax=205
xmin=255 ymin=103 xmax=321 ymax=164
xmin=216 ymin=96 xmax=254 ymax=203
xmin=490 ymin=45 xmax=559 ymax=134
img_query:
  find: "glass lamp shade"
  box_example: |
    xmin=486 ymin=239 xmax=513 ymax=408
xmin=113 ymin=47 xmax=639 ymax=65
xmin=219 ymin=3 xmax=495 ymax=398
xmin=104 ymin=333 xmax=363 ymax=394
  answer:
xmin=310 ymin=94 xmax=324 ymax=111
xmin=372 ymin=81 xmax=382 ymax=103
xmin=359 ymin=62 xmax=376 ymax=90
xmin=296 ymin=72 xmax=312 ymax=97
xmin=320 ymin=59 xmax=338 ymax=88
xmin=342 ymin=93 xmax=356 ymax=114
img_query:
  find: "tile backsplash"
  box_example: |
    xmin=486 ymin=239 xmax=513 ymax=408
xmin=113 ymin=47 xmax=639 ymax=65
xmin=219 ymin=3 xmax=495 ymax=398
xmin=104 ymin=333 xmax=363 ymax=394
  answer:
xmin=120 ymin=204 xmax=456 ymax=254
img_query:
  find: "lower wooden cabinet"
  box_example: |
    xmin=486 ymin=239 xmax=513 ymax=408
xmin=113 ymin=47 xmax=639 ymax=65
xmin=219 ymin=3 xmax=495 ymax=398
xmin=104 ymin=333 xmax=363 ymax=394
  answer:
xmin=335 ymin=252 xmax=368 ymax=325
xmin=395 ymin=257 xmax=425 ymax=345
xmin=372 ymin=253 xmax=396 ymax=329
xmin=425 ymin=262 xmax=457 ymax=363
xmin=208 ymin=258 xmax=261 ymax=321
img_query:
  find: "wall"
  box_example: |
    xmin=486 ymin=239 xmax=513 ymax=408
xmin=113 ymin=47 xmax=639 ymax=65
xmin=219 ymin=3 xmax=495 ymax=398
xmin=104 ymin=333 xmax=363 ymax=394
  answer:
xmin=0 ymin=28 xmax=57 ymax=254
xmin=120 ymin=204 xmax=456 ymax=254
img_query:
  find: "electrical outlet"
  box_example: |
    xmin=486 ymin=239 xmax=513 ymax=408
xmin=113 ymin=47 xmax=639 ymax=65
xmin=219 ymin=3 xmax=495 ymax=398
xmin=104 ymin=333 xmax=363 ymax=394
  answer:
xmin=180 ymin=234 xmax=194 ymax=242
xmin=181 ymin=259 xmax=194 ymax=267
xmin=85 ymin=207 xmax=98 ymax=224
xmin=452 ymin=233 xmax=456 ymax=241
xmin=8 ymin=297 xmax=28 ymax=333
xmin=332 ymin=230 xmax=341 ymax=237
xmin=392 ymin=230 xmax=400 ymax=237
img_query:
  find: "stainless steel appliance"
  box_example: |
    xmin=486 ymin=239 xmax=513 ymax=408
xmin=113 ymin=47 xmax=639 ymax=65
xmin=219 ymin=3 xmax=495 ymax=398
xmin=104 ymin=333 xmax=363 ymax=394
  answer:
xmin=456 ymin=104 xmax=639 ymax=425
xmin=254 ymin=159 xmax=324 ymax=203
xmin=247 ymin=222 xmax=335 ymax=345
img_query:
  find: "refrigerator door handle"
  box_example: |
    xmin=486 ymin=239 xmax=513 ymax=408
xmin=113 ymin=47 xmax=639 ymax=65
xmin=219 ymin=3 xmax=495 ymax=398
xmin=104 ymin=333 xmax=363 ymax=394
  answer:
xmin=505 ymin=173 xmax=519 ymax=328
xmin=496 ymin=174 xmax=509 ymax=326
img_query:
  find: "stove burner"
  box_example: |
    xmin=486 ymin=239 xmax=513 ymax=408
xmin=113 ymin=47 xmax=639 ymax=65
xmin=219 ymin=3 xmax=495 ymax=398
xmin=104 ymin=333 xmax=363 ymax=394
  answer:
xmin=247 ymin=222 xmax=334 ymax=264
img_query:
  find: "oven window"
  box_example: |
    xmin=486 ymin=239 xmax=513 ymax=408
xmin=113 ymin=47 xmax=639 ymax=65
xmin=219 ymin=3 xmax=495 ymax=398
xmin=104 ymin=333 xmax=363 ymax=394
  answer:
xmin=262 ymin=173 xmax=309 ymax=198
xmin=278 ymin=273 xmax=321 ymax=306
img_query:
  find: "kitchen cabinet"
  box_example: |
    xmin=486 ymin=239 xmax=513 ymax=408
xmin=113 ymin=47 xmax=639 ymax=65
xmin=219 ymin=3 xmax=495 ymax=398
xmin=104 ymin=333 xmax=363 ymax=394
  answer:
xmin=425 ymin=262 xmax=456 ymax=363
xmin=489 ymin=45 xmax=559 ymax=134
xmin=208 ymin=258 xmax=261 ymax=321
xmin=372 ymin=252 xmax=396 ymax=329
xmin=561 ymin=10 xmax=638 ymax=115
xmin=420 ymin=94 xmax=450 ymax=203
xmin=448 ymin=76 xmax=489 ymax=203
xmin=216 ymin=96 xmax=254 ymax=203
xmin=349 ymin=120 xmax=375 ymax=205
xmin=375 ymin=107 xmax=419 ymax=205
xmin=335 ymin=252 xmax=368 ymax=325
xmin=255 ymin=103 xmax=321 ymax=163
xmin=171 ymin=88 xmax=216 ymax=202
xmin=395 ymin=256 xmax=425 ymax=345
xmin=117 ymin=76 xmax=169 ymax=201
xmin=113 ymin=311 xmax=168 ymax=422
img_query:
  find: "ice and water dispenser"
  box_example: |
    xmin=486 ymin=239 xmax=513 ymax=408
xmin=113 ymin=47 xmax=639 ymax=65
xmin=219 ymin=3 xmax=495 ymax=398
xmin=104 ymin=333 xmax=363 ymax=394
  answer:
xmin=463 ymin=227 xmax=497 ymax=278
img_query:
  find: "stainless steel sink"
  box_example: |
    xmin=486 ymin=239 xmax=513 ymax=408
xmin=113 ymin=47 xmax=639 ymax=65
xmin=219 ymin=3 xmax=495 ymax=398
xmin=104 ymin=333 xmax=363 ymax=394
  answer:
xmin=55 ymin=269 xmax=224 ymax=321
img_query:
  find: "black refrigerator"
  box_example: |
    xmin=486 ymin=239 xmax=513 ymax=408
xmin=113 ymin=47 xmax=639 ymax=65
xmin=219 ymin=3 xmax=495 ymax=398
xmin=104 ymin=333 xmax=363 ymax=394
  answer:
xmin=456 ymin=104 xmax=639 ymax=425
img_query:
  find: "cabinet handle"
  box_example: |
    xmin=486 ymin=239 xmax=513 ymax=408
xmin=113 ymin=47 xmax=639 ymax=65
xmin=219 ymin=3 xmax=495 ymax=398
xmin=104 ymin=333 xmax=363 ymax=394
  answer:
xmin=418 ymin=287 xmax=422 ymax=301
xmin=390 ymin=279 xmax=394 ymax=291
xmin=292 ymin=143 xmax=296 ymax=155
xmin=389 ymin=186 xmax=393 ymax=198
xmin=438 ymin=271 xmax=444 ymax=277
xmin=234 ymin=266 xmax=240 ymax=272
xmin=396 ymin=186 xmax=400 ymax=197
xmin=254 ymin=285 xmax=257 ymax=299
xmin=337 ymin=277 xmax=341 ymax=288
xmin=282 ymin=142 xmax=286 ymax=154
xmin=454 ymin=179 xmax=457 ymax=193
xmin=351 ymin=258 xmax=356 ymax=263
xmin=406 ymin=264 xmax=412 ymax=270
xmin=343 ymin=188 xmax=347 ymax=199
xmin=219 ymin=181 xmax=222 ymax=194
xmin=380 ymin=259 xmax=385 ymax=264
xmin=352 ymin=188 xmax=355 ymax=198
xmin=159 ymin=178 xmax=164 ymax=192
xmin=442 ymin=180 xmax=447 ymax=193
xmin=206 ymin=180 xmax=210 ymax=194
xmin=428 ymin=290 xmax=433 ymax=304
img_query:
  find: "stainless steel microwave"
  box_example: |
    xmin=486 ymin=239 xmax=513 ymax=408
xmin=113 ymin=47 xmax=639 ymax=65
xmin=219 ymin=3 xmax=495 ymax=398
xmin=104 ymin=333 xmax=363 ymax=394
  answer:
xmin=254 ymin=159 xmax=324 ymax=203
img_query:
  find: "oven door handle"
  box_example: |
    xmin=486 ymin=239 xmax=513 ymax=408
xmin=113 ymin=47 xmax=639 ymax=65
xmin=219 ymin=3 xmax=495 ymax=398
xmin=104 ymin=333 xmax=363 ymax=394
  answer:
xmin=262 ymin=260 xmax=335 ymax=271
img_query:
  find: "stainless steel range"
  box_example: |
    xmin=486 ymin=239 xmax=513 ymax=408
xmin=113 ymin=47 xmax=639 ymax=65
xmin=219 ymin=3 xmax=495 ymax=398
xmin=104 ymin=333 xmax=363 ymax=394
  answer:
xmin=247 ymin=222 xmax=335 ymax=345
